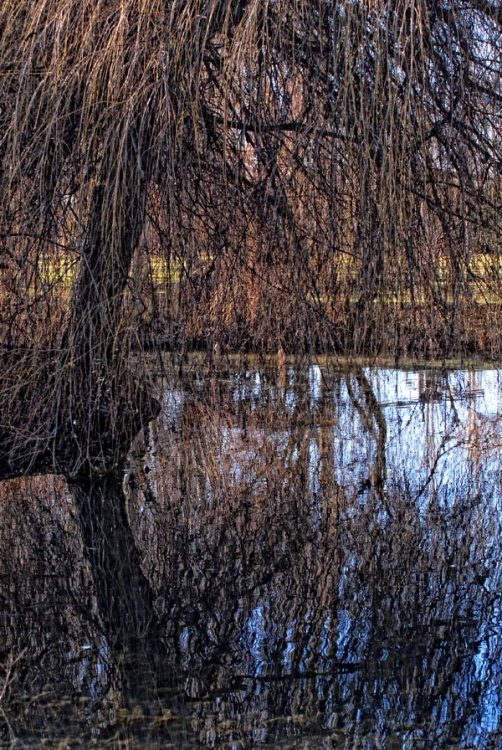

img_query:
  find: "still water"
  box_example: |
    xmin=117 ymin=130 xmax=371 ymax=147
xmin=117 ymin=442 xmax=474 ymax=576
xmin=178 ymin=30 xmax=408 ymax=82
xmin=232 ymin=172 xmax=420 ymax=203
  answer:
xmin=1 ymin=362 xmax=502 ymax=749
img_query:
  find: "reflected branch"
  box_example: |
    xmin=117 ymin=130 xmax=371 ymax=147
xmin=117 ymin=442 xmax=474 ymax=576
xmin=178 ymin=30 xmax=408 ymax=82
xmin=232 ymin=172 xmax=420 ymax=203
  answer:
xmin=344 ymin=366 xmax=387 ymax=498
xmin=69 ymin=474 xmax=161 ymax=646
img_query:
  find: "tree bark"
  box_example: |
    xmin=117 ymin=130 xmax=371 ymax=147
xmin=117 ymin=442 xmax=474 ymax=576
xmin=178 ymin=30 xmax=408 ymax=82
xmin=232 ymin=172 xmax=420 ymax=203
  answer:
xmin=55 ymin=130 xmax=157 ymax=473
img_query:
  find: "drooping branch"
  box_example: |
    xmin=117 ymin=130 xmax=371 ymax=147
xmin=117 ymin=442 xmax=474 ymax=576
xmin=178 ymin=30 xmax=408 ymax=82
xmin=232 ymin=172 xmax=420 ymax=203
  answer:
xmin=1 ymin=0 xmax=502 ymax=472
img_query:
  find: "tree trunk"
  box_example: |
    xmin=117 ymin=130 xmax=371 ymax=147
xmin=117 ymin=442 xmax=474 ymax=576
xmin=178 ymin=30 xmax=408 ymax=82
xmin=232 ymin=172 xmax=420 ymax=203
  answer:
xmin=56 ymin=131 xmax=157 ymax=473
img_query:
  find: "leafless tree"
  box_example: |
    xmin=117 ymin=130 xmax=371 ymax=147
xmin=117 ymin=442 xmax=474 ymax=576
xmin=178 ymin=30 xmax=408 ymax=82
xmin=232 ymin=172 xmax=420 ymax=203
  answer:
xmin=1 ymin=0 xmax=502 ymax=472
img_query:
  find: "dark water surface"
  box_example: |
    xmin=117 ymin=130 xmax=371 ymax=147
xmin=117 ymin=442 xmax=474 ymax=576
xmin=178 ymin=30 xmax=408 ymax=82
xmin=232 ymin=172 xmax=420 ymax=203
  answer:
xmin=2 ymin=362 xmax=502 ymax=749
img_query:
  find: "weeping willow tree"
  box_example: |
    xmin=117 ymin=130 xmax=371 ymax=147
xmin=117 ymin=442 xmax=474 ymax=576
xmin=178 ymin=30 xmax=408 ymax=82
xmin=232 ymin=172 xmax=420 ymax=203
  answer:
xmin=1 ymin=0 xmax=502 ymax=474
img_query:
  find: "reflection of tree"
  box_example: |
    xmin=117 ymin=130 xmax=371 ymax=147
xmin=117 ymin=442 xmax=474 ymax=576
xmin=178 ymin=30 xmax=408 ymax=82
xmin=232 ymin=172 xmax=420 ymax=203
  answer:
xmin=132 ymin=404 xmax=502 ymax=748
xmin=0 ymin=475 xmax=177 ymax=745
xmin=344 ymin=366 xmax=387 ymax=497
xmin=125 ymin=367 xmax=502 ymax=747
xmin=69 ymin=476 xmax=160 ymax=645
xmin=2 ymin=367 xmax=502 ymax=747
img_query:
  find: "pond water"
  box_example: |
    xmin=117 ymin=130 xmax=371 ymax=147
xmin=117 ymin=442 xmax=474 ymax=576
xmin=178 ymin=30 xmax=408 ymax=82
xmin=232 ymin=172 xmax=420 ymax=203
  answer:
xmin=1 ymin=362 xmax=502 ymax=749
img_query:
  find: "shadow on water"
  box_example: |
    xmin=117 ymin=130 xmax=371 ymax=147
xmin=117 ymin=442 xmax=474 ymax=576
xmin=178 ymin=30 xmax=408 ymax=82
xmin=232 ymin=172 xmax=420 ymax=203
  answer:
xmin=2 ymin=362 xmax=502 ymax=748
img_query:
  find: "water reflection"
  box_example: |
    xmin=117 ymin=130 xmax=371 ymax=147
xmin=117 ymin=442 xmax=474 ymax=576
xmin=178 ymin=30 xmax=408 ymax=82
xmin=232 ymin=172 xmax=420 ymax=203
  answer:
xmin=1 ymin=364 xmax=502 ymax=748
